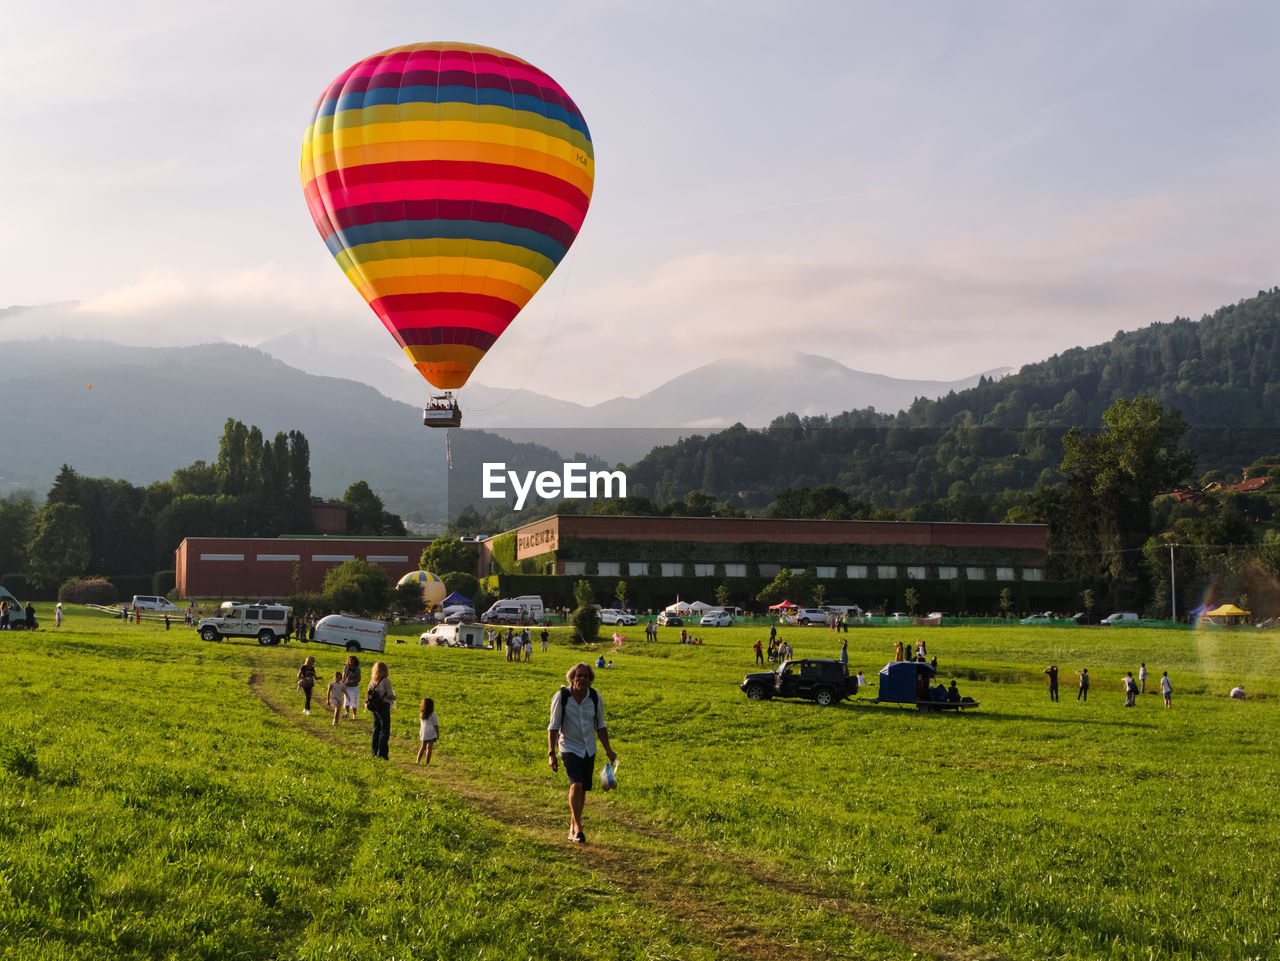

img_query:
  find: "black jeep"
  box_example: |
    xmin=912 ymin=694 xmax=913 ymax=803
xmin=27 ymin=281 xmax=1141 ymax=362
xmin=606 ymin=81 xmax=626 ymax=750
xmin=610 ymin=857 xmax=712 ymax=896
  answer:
xmin=739 ymin=658 xmax=858 ymax=706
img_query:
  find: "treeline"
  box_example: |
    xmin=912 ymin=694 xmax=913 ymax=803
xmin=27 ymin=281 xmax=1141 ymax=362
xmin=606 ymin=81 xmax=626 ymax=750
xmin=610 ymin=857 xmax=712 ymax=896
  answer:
xmin=1 ymin=419 xmax=406 ymax=597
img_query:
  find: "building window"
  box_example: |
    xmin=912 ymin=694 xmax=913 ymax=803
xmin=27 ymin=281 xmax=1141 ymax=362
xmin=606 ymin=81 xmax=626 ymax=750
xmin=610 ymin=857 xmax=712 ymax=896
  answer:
xmin=694 ymin=563 xmax=715 ymax=577
xmin=564 ymin=561 xmax=586 ymax=576
xmin=937 ymin=566 xmax=958 ymax=580
xmin=876 ymin=565 xmax=898 ymax=579
xmin=816 ymin=566 xmax=837 ymax=579
xmin=967 ymin=567 xmax=987 ymax=580
xmin=789 ymin=567 xmax=805 ymax=575
xmin=996 ymin=567 xmax=1015 ymax=580
xmin=628 ymin=562 xmax=649 ymax=577
xmin=597 ymin=562 xmax=620 ymax=577
xmin=905 ymin=566 xmax=925 ymax=580
xmin=661 ymin=563 xmax=684 ymax=577
xmin=846 ymin=565 xmax=868 ymax=579
xmin=724 ymin=563 xmax=747 ymax=578
xmin=1023 ymin=568 xmax=1043 ymax=581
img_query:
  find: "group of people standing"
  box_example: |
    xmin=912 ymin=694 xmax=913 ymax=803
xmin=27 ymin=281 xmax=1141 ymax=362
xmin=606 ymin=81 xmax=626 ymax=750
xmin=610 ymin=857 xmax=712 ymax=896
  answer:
xmin=1043 ymin=663 xmax=1174 ymax=708
xmin=486 ymin=626 xmax=546 ymax=661
xmin=296 ymin=654 xmax=441 ymax=763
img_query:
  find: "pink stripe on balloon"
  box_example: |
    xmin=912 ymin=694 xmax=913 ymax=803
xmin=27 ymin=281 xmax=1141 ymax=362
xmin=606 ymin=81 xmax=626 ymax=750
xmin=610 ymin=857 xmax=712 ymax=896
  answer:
xmin=320 ymin=179 xmax=587 ymax=230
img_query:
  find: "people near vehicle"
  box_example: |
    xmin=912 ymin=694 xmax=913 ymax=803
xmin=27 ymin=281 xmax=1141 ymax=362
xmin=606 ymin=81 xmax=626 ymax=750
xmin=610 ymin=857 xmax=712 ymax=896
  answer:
xmin=365 ymin=661 xmax=396 ymax=760
xmin=839 ymin=637 xmax=848 ymax=670
xmin=523 ymin=628 xmax=532 ymax=662
xmin=297 ymin=656 xmax=317 ymax=715
xmin=417 ymin=697 xmax=441 ymax=764
xmin=753 ymin=639 xmax=764 ymax=665
xmin=342 ymin=655 xmax=361 ymax=720
xmin=1229 ymin=685 xmax=1246 ymax=700
xmin=947 ymin=680 xmax=961 ymax=702
xmin=541 ymin=627 xmax=550 ymax=652
xmin=916 ymin=639 xmax=926 ymax=659
xmin=932 ymin=682 xmax=948 ymax=701
xmin=856 ymin=670 xmax=866 ymax=693
xmin=1044 ymin=664 xmax=1059 ymax=702
xmin=1160 ymin=671 xmax=1172 ymax=708
xmin=1 ymin=600 xmax=10 ymax=630
xmin=1076 ymin=667 xmax=1090 ymax=702
xmin=1122 ymin=671 xmax=1138 ymax=707
xmin=548 ymin=662 xmax=617 ymax=844
xmin=894 ymin=640 xmax=904 ymax=662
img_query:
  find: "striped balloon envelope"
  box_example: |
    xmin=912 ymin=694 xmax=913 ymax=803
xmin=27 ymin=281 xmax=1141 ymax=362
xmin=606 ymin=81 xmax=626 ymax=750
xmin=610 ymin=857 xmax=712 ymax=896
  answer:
xmin=301 ymin=43 xmax=594 ymax=391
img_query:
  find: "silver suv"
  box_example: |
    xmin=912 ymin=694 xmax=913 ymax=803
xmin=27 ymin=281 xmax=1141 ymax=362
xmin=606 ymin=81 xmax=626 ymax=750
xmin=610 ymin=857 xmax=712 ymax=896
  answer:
xmin=793 ymin=608 xmax=828 ymax=626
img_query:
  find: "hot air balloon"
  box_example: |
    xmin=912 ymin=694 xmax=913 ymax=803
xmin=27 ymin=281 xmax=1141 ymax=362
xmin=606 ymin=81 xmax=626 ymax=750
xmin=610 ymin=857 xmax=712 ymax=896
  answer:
xmin=398 ymin=570 xmax=447 ymax=609
xmin=300 ymin=43 xmax=594 ymax=427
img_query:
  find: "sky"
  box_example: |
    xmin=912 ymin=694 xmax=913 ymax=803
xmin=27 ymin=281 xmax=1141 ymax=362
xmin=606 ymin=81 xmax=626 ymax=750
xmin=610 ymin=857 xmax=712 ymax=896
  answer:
xmin=3 ymin=0 xmax=1279 ymax=406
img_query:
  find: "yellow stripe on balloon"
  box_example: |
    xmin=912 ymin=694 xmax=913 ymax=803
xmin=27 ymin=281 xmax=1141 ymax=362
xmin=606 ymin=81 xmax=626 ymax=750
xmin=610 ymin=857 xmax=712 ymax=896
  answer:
xmin=334 ymin=238 xmax=558 ymax=281
xmin=304 ymin=124 xmax=594 ymax=186
xmin=350 ymin=272 xmax=537 ymax=308
xmin=301 ymin=140 xmax=593 ymax=197
xmin=350 ymin=256 xmax=545 ymax=293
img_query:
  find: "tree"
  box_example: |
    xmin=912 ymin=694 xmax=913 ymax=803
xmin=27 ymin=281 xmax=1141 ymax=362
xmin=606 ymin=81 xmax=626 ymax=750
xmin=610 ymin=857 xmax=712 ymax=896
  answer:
xmin=714 ymin=582 xmax=731 ymax=608
xmin=421 ymin=537 xmax=478 ymax=576
xmin=904 ymin=585 xmax=919 ymax=615
xmin=27 ymin=503 xmax=92 ymax=590
xmin=343 ymin=481 xmax=406 ymax=536
xmin=322 ymin=559 xmax=391 ymax=615
xmin=614 ymin=579 xmax=628 ymax=609
xmin=998 ymin=588 xmax=1013 ymax=617
xmin=571 ymin=578 xmax=599 ymax=643
xmin=1060 ymin=394 xmax=1195 ymax=602
xmin=0 ymin=493 xmax=37 ymax=579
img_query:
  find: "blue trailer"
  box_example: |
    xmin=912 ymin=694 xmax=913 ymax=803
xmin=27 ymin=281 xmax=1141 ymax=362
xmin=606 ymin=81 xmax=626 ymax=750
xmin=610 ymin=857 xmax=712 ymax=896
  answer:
xmin=870 ymin=661 xmax=979 ymax=711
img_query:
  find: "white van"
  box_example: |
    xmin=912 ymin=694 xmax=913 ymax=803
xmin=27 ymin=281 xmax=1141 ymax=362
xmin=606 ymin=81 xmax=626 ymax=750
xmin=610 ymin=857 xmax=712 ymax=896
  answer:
xmin=419 ymin=623 xmax=487 ymax=648
xmin=311 ymin=614 xmax=387 ymax=653
xmin=1101 ymin=612 xmax=1140 ymax=626
xmin=196 ymin=604 xmax=292 ymax=644
xmin=132 ymin=595 xmax=180 ymax=611
xmin=483 ymin=595 xmax=545 ymax=624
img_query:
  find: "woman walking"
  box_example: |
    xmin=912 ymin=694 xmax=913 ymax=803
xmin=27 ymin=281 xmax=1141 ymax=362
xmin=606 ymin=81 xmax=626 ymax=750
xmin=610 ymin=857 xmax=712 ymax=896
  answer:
xmin=366 ymin=661 xmax=396 ymax=760
xmin=297 ymin=655 xmax=317 ymax=715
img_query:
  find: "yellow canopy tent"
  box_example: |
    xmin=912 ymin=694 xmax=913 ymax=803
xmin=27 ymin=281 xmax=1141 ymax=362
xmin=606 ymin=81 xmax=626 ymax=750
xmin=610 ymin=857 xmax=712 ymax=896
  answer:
xmin=1203 ymin=603 xmax=1251 ymax=625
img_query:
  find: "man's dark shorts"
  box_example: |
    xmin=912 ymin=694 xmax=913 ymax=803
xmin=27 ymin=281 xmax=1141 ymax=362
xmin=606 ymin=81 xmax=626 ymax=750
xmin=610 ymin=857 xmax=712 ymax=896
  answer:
xmin=561 ymin=751 xmax=595 ymax=790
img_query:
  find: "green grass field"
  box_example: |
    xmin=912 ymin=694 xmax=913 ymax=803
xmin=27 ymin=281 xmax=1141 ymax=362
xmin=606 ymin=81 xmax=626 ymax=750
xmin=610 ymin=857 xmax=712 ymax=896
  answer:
xmin=3 ymin=611 xmax=1276 ymax=960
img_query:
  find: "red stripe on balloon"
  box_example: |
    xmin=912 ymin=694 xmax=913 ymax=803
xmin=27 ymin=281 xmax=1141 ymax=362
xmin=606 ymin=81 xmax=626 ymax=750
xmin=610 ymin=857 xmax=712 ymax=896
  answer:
xmin=373 ymin=291 xmax=520 ymax=324
xmin=320 ymin=180 xmax=587 ymax=233
xmin=312 ymin=161 xmax=590 ymax=215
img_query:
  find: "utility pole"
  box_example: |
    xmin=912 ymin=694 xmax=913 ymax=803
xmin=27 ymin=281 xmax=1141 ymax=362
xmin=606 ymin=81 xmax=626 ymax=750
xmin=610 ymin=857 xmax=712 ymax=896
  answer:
xmin=1169 ymin=543 xmax=1177 ymax=623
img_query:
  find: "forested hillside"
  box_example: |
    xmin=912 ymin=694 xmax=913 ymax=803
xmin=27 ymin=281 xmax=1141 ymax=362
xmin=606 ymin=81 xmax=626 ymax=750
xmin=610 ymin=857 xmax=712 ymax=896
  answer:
xmin=623 ymin=288 xmax=1280 ymax=514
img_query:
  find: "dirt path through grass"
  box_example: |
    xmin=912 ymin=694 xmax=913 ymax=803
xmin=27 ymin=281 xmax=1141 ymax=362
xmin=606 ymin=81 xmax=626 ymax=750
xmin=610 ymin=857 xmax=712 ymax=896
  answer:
xmin=250 ymin=669 xmax=1003 ymax=961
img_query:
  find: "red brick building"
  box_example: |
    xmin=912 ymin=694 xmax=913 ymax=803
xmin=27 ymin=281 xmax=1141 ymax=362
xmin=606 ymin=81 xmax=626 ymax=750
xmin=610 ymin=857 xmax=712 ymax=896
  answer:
xmin=482 ymin=514 xmax=1048 ymax=584
xmin=176 ymin=537 xmax=435 ymax=599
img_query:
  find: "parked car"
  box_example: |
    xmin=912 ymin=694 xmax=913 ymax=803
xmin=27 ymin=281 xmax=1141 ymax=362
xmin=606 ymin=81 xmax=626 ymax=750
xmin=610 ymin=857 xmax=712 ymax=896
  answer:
xmin=599 ymin=608 xmax=637 ymax=626
xmin=442 ymin=605 xmax=476 ymax=624
xmin=739 ymin=659 xmax=857 ymax=706
xmin=700 ymin=610 xmax=733 ymax=627
xmin=132 ymin=594 xmax=180 ymax=611
xmin=792 ymin=608 xmax=828 ymax=626
xmin=1101 ymin=612 xmax=1140 ymax=625
xmin=196 ymin=604 xmax=292 ymax=645
xmin=656 ymin=611 xmax=683 ymax=627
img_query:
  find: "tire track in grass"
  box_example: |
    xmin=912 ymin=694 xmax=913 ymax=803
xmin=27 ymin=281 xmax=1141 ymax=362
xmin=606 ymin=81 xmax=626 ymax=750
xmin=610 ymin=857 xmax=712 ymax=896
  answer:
xmin=250 ymin=668 xmax=1004 ymax=961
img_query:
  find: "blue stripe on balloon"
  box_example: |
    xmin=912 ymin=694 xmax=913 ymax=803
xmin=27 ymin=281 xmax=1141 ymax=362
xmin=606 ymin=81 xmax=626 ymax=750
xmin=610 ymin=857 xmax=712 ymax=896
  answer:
xmin=322 ymin=86 xmax=590 ymax=138
xmin=322 ymin=218 xmax=568 ymax=264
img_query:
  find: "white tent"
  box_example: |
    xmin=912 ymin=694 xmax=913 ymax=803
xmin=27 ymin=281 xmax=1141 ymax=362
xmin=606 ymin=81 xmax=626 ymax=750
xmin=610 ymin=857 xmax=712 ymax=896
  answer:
xmin=686 ymin=600 xmax=715 ymax=612
xmin=663 ymin=600 xmax=692 ymax=614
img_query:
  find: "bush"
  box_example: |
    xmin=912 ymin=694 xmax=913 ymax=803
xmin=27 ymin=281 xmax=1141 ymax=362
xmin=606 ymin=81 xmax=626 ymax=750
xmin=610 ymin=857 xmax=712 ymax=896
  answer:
xmin=58 ymin=577 xmax=119 ymax=605
xmin=152 ymin=570 xmax=176 ymax=597
xmin=571 ymin=605 xmax=600 ymax=644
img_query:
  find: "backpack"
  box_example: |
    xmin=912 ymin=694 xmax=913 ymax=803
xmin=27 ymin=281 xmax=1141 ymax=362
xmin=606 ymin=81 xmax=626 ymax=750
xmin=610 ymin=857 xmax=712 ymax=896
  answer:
xmin=555 ymin=686 xmax=600 ymax=731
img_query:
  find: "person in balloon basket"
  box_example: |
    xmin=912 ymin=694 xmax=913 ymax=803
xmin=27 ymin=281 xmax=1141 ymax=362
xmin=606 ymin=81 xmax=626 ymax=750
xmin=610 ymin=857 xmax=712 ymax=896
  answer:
xmin=548 ymin=662 xmax=616 ymax=844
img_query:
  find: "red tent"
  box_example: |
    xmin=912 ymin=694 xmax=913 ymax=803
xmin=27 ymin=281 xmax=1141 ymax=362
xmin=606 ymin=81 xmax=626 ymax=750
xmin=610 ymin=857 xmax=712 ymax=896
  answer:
xmin=768 ymin=599 xmax=795 ymax=610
